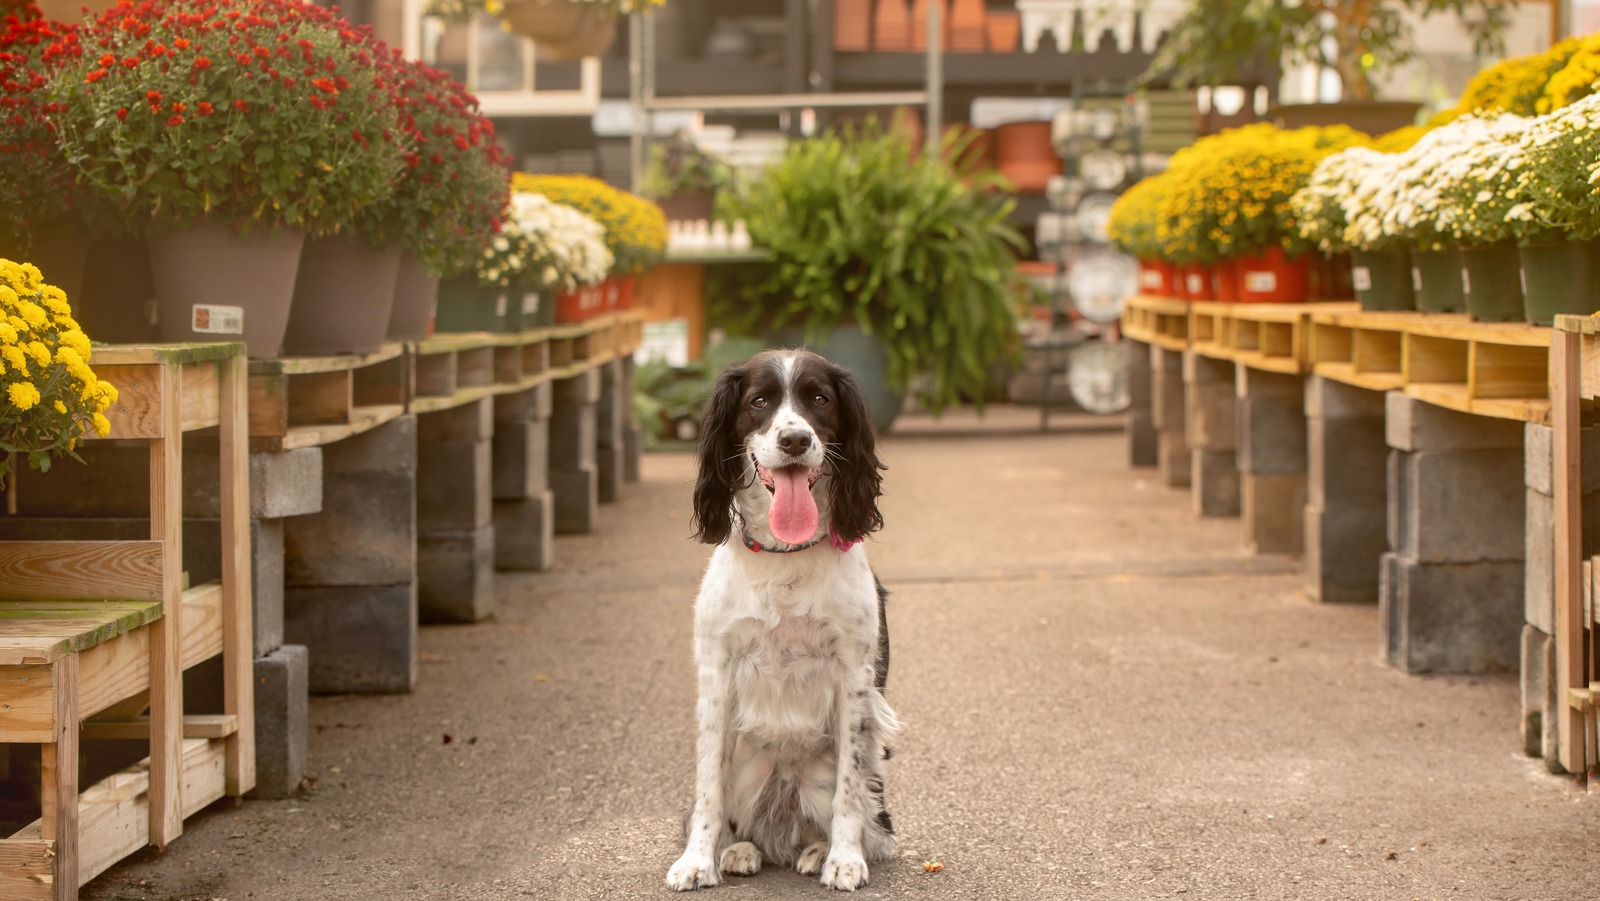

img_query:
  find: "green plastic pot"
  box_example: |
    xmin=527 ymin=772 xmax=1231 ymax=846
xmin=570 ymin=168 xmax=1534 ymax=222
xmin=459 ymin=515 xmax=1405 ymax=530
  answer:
xmin=1518 ymin=241 xmax=1596 ymax=327
xmin=434 ymin=276 xmax=506 ymax=333
xmin=1349 ymin=249 xmax=1415 ymax=312
xmin=1409 ymin=247 xmax=1465 ymax=314
xmin=1460 ymin=242 xmax=1524 ymax=323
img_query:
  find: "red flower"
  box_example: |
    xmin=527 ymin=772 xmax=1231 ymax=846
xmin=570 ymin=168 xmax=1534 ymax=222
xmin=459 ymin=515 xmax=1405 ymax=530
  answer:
xmin=197 ymin=100 xmax=213 ymax=115
xmin=173 ymin=37 xmax=189 ymax=50
xmin=115 ymin=106 xmax=128 ymax=120
xmin=312 ymin=76 xmax=336 ymax=93
xmin=98 ymin=52 xmax=113 ymax=66
xmin=84 ymin=68 xmax=106 ymax=82
xmin=232 ymin=98 xmax=247 ymax=112
xmin=166 ymin=114 xmax=184 ymax=125
xmin=192 ymin=55 xmax=210 ymax=69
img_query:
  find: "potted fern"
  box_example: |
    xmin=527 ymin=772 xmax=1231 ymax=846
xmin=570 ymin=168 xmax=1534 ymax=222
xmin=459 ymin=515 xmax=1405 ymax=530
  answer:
xmin=718 ymin=124 xmax=1025 ymax=431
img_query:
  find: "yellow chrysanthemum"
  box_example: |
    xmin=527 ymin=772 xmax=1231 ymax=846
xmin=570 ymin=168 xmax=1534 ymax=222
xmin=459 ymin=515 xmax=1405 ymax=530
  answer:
xmin=58 ymin=329 xmax=91 ymax=360
xmin=52 ymin=400 xmax=66 ymax=414
xmin=0 ymin=261 xmax=21 ymax=290
xmin=8 ymin=381 xmax=41 ymax=411
xmin=0 ymin=322 xmax=16 ymax=345
xmin=1 ymin=345 xmax=30 ymax=376
xmin=8 ymin=315 xmax=28 ymax=333
xmin=17 ymin=301 xmax=48 ymax=330
xmin=92 ymin=411 xmax=111 ymax=437
xmin=53 ymin=313 xmax=79 ymax=333
xmin=55 ymin=346 xmax=95 ymax=387
xmin=24 ymin=341 xmax=50 ymax=368
xmin=39 ymin=286 xmax=71 ymax=318
xmin=17 ymin=263 xmax=41 ymax=292
xmin=0 ymin=286 xmax=17 ymax=310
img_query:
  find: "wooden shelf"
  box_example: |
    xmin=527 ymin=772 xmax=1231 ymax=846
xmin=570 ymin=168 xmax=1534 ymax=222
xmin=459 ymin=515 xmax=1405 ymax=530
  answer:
xmin=831 ymin=49 xmax=1155 ymax=90
xmin=249 ymin=344 xmax=408 ymax=453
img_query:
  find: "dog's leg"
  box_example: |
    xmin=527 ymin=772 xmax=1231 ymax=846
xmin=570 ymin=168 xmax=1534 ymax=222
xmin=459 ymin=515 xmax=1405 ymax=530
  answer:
xmin=819 ymin=668 xmax=877 ymax=891
xmin=668 ymin=646 xmax=735 ymax=892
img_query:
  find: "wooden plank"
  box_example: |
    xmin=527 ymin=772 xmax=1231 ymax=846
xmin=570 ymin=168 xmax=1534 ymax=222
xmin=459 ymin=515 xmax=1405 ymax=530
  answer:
xmin=247 ymin=373 xmax=289 ymax=439
xmin=0 ymin=600 xmax=163 ymax=664
xmin=147 ymin=362 xmax=183 ymax=849
xmin=177 ymin=360 xmax=220 ymax=433
xmin=1404 ymin=334 xmax=1468 ymax=385
xmin=271 ymin=404 xmax=405 ymax=453
xmin=218 ymin=355 xmax=254 ymax=797
xmin=178 ymin=582 xmax=223 ymax=673
xmin=351 ymin=355 xmax=406 ymax=407
xmin=1352 ymin=329 xmax=1402 ymax=374
xmin=247 ymin=343 xmax=404 ymax=375
xmin=81 ymin=713 xmax=237 ymax=742
xmin=1406 ymin=315 xmax=1551 ymax=348
xmin=94 ymin=365 xmax=162 ymax=441
xmin=1471 ymin=342 xmax=1549 ymax=401
xmin=1314 ymin=361 xmax=1404 ymax=393
xmin=1309 ymin=322 xmax=1353 ymax=364
xmin=493 ymin=345 xmax=523 ymax=385
xmin=456 ymin=346 xmax=494 ymax=387
xmin=0 ymin=664 xmax=55 ymax=742
xmin=0 ymin=840 xmax=54 ymax=901
xmin=413 ymin=352 xmax=456 ymax=399
xmin=77 ymin=624 xmax=149 ymax=720
xmin=521 ymin=340 xmax=549 ymax=377
xmin=0 ymin=543 xmax=163 ymax=604
xmin=1553 ymin=329 xmax=1587 ymax=774
xmin=1261 ymin=322 xmax=1295 ymax=359
xmin=286 ymin=370 xmax=352 ymax=427
xmin=549 ymin=336 xmax=575 ymax=369
xmin=40 ymin=654 xmax=76 ymax=901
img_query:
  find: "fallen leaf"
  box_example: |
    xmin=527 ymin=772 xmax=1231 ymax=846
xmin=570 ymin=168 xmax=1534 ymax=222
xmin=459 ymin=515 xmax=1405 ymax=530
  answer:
xmin=922 ymin=860 xmax=943 ymax=873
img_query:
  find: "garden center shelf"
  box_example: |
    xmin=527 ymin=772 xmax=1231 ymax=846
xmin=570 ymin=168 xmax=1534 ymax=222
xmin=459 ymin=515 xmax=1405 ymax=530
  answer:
xmin=248 ymin=344 xmax=408 ymax=453
xmin=1190 ymin=300 xmax=1348 ymax=375
xmin=0 ymin=343 xmax=253 ymax=900
xmin=1119 ymin=294 xmax=1191 ymax=351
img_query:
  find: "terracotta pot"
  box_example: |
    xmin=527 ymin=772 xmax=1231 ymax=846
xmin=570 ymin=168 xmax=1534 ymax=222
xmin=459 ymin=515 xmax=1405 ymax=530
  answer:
xmin=984 ymin=10 xmax=1020 ymax=52
xmin=948 ymin=0 xmax=986 ymax=51
xmin=911 ymin=0 xmax=949 ymax=51
xmin=834 ymin=0 xmax=872 ymax=51
xmin=874 ymin=0 xmax=912 ymax=51
xmin=992 ymin=121 xmax=1060 ymax=192
xmin=1137 ymin=260 xmax=1176 ymax=297
xmin=1235 ymin=246 xmax=1310 ymax=303
xmin=1213 ymin=258 xmax=1240 ymax=302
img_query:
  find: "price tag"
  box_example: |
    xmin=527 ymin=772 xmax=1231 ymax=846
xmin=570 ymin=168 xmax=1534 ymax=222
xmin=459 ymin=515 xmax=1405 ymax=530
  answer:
xmin=522 ymin=293 xmax=541 ymax=315
xmin=495 ymin=293 xmax=508 ymax=318
xmin=1243 ymin=271 xmax=1277 ymax=294
xmin=1411 ymin=267 xmax=1423 ymax=293
xmin=191 ymin=304 xmax=244 ymax=335
xmin=1352 ymin=266 xmax=1372 ymax=292
xmin=1460 ymin=267 xmax=1471 ymax=296
xmin=1186 ymin=273 xmax=1204 ymax=295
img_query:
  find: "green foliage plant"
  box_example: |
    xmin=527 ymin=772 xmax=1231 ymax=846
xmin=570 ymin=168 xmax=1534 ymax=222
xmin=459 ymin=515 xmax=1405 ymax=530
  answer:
xmin=720 ymin=124 xmax=1025 ymax=415
xmin=641 ymin=132 xmax=734 ymax=200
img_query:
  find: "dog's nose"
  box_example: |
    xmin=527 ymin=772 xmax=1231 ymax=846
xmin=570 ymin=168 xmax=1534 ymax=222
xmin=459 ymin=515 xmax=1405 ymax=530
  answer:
xmin=777 ymin=430 xmax=812 ymax=457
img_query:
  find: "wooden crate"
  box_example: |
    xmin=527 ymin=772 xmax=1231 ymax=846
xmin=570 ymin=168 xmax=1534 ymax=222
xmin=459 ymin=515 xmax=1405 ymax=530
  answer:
xmin=248 ymin=344 xmax=408 ymax=452
xmin=0 ymin=343 xmax=254 ymax=901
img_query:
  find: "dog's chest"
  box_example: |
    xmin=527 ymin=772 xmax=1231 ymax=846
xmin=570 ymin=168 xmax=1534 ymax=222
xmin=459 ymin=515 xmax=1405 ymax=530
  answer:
xmin=725 ymin=614 xmax=846 ymax=753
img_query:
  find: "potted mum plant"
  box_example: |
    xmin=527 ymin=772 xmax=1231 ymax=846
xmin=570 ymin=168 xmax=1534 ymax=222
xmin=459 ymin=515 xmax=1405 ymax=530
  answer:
xmin=1513 ymin=92 xmax=1600 ymax=325
xmin=641 ymin=132 xmax=735 ymax=223
xmin=1430 ymin=113 xmax=1532 ymax=322
xmin=513 ymin=172 xmax=667 ymax=320
xmin=1307 ymin=145 xmax=1415 ymax=311
xmin=1106 ymin=173 xmax=1178 ymax=297
xmin=718 ymin=124 xmax=1026 ymax=431
xmin=49 ymin=0 xmax=405 ymax=358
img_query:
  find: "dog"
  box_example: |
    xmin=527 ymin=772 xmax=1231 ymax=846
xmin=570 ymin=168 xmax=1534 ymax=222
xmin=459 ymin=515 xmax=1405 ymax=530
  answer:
xmin=666 ymin=348 xmax=898 ymax=892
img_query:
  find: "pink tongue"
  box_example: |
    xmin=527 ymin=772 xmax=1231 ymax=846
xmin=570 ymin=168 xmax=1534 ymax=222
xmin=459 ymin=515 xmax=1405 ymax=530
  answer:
xmin=769 ymin=468 xmax=819 ymax=544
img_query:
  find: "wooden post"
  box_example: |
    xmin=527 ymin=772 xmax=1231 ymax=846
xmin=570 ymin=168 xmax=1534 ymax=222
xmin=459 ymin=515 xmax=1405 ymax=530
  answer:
xmin=219 ymin=354 xmax=255 ymax=796
xmin=1552 ymin=329 xmax=1586 ymax=774
xmin=147 ymin=362 xmax=184 ymax=847
xmin=40 ymin=654 xmax=77 ymax=901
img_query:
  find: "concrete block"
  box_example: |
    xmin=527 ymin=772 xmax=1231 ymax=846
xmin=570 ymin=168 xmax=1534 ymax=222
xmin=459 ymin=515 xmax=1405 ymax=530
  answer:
xmin=1158 ymin=431 xmax=1191 ymax=488
xmin=1305 ymin=374 xmax=1386 ymax=421
xmin=552 ymin=466 xmax=598 ymax=535
xmin=284 ymin=469 xmax=416 ymax=587
xmin=492 ymin=418 xmax=550 ymax=500
xmin=1190 ymin=449 xmax=1240 ymax=518
xmin=418 ymin=397 xmax=493 ymax=443
xmin=1236 ymin=392 xmax=1306 ymax=476
xmin=1127 ymin=409 xmax=1159 ymax=469
xmin=251 ymin=645 xmax=309 ymax=799
xmin=1379 ymin=553 xmax=1524 ymax=674
xmin=495 ymin=491 xmax=556 ymax=571
xmin=597 ymin=442 xmax=625 ymax=505
xmin=555 ymin=368 xmax=602 ymax=405
xmin=1184 ymin=356 xmax=1237 ymax=452
xmin=418 ymin=525 xmax=495 ymax=623
xmin=417 ymin=438 xmax=492 ymax=532
xmin=251 ymin=449 xmax=324 ymax=519
xmin=1152 ymin=348 xmax=1185 ymax=433
xmin=1386 ymin=392 xmax=1524 ymax=452
xmin=1391 ymin=450 xmax=1526 ymax=564
xmin=1539 ymin=628 xmax=1566 ymax=773
xmin=284 ymin=583 xmax=417 ymax=694
xmin=550 ymin=398 xmax=597 ymax=471
xmin=1307 ymin=415 xmax=1388 ymax=511
xmin=1520 ymin=624 xmax=1548 ymax=759
xmin=1386 ymin=449 xmax=1405 ymax=556
xmin=495 ymin=381 xmax=554 ymax=422
xmin=1234 ymin=365 xmax=1301 ymax=402
xmin=1303 ymin=504 xmax=1385 ymax=604
xmin=1523 ymin=421 xmax=1600 ymax=496
xmin=1525 ymin=488 xmax=1555 ymax=635
xmin=1242 ymin=473 xmax=1305 ymax=554
xmin=321 ymin=414 xmax=417 ymax=476
xmin=1127 ymin=341 xmax=1153 ymax=409
xmin=252 ymin=517 xmax=285 ymax=658
xmin=623 ymin=424 xmax=643 ymax=483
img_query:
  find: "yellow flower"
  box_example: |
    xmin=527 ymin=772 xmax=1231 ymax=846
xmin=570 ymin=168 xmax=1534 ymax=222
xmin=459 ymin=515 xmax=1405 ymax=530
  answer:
xmin=1 ymin=345 xmax=29 ymax=376
xmin=92 ymin=412 xmax=111 ymax=437
xmin=53 ymin=400 xmax=66 ymax=414
xmin=58 ymin=329 xmax=91 ymax=360
xmin=95 ymin=379 xmax=118 ymax=407
xmin=0 ymin=286 xmax=17 ymax=310
xmin=8 ymin=381 xmax=41 ymax=411
xmin=17 ymin=263 xmax=41 ymax=292
xmin=8 ymin=316 xmax=28 ymax=333
xmin=24 ymin=341 xmax=50 ymax=368
xmin=53 ymin=313 xmax=79 ymax=333
xmin=55 ymin=346 xmax=95 ymax=387
xmin=0 ymin=322 xmax=15 ymax=344
xmin=39 ymin=286 xmax=71 ymax=318
xmin=17 ymin=302 xmax=47 ymax=330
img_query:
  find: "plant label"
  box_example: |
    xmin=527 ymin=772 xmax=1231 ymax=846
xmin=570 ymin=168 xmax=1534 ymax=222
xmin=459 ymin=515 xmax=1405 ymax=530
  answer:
xmin=1186 ymin=274 xmax=1203 ymax=295
xmin=522 ymin=293 xmax=541 ymax=316
xmin=1243 ymin=271 xmax=1276 ymax=294
xmin=1460 ymin=267 xmax=1471 ymax=296
xmin=1411 ymin=267 xmax=1422 ymax=292
xmin=1352 ymin=266 xmax=1371 ymax=291
xmin=1520 ymin=267 xmax=1527 ymax=296
xmin=191 ymin=304 xmax=244 ymax=335
xmin=495 ymin=293 xmax=508 ymax=318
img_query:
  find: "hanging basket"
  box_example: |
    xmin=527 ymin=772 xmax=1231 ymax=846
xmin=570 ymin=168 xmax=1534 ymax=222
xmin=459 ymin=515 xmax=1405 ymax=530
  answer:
xmin=499 ymin=0 xmax=618 ymax=61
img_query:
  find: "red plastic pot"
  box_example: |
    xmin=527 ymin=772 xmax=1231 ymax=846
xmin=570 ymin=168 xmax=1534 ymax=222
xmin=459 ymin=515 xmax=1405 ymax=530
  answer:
xmin=1178 ymin=263 xmax=1216 ymax=301
xmin=1213 ymin=258 xmax=1240 ymax=302
xmin=556 ymin=282 xmax=607 ymax=323
xmin=1235 ymin=246 xmax=1310 ymax=303
xmin=1137 ymin=260 xmax=1176 ymax=297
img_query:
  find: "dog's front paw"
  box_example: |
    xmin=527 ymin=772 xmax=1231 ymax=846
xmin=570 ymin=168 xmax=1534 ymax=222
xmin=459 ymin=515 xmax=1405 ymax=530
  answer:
xmin=796 ymin=841 xmax=829 ymax=876
xmin=719 ymin=841 xmax=762 ymax=876
xmin=666 ymin=852 xmax=721 ymax=892
xmin=819 ymin=853 xmax=868 ymax=892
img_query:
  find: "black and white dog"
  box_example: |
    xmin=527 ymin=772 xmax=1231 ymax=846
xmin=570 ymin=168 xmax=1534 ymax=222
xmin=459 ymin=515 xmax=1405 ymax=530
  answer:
xmin=667 ymin=349 xmax=898 ymax=892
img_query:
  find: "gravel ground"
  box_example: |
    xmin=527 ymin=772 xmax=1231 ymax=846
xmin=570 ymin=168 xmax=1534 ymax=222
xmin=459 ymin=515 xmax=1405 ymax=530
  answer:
xmin=84 ymin=409 xmax=1599 ymax=901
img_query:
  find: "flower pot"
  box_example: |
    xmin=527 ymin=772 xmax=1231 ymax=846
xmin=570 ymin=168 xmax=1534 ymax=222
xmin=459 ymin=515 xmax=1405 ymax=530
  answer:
xmin=993 ymin=121 xmax=1060 ymax=192
xmin=1272 ymin=101 xmax=1423 ymax=134
xmin=1137 ymin=260 xmax=1176 ymax=296
xmin=1519 ymin=240 xmax=1597 ymax=327
xmin=834 ymin=0 xmax=872 ymax=51
xmin=76 ymin=235 xmax=159 ymax=345
xmin=1409 ymin=247 xmax=1465 ymax=314
xmin=949 ymin=0 xmax=985 ymax=50
xmin=910 ymin=0 xmax=948 ymax=51
xmin=770 ymin=322 xmax=905 ymax=434
xmin=1460 ymin=241 xmax=1524 ymax=323
xmin=656 ymin=190 xmax=715 ymax=224
xmin=16 ymin=221 xmax=91 ymax=314
xmin=435 ymin=276 xmax=506 ymax=332
xmin=1310 ymin=253 xmax=1355 ymax=300
xmin=388 ymin=255 xmax=441 ymax=341
xmin=282 ymin=234 xmax=402 ymax=356
xmin=1236 ymin=246 xmax=1310 ymax=303
xmin=873 ymin=0 xmax=911 ymax=51
xmin=148 ymin=222 xmax=305 ymax=358
xmin=984 ymin=10 xmax=1020 ymax=51
xmin=555 ymin=282 xmax=607 ymax=323
xmin=1349 ymin=249 xmax=1415 ymax=312
xmin=1178 ymin=263 xmax=1215 ymax=301
xmin=506 ymin=290 xmax=554 ymax=330
xmin=499 ymin=0 xmax=617 ymax=60
xmin=1212 ymin=258 xmax=1240 ymax=302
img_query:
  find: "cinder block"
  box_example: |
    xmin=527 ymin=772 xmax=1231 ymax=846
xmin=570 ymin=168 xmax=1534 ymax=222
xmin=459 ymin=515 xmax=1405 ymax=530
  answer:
xmin=492 ymin=418 xmax=550 ymax=500
xmin=1152 ymin=348 xmax=1185 ymax=432
xmin=495 ymin=491 xmax=556 ymax=571
xmin=1305 ymin=374 xmax=1386 ymax=420
xmin=552 ymin=466 xmax=598 ymax=535
xmin=1236 ymin=392 xmax=1306 ymax=476
xmin=1303 ymin=504 xmax=1385 ymax=604
xmin=1391 ymin=449 xmax=1526 ymax=564
xmin=495 ymin=381 xmax=554 ymax=422
xmin=1127 ymin=409 xmax=1159 ymax=468
xmin=1158 ymin=431 xmax=1191 ymax=488
xmin=1184 ymin=355 xmax=1237 ymax=451
xmin=555 ymin=368 xmax=602 ymax=405
xmin=418 ymin=397 xmax=493 ymax=443
xmin=1386 ymin=392 xmax=1524 ymax=452
xmin=623 ymin=424 xmax=643 ymax=483
xmin=550 ymin=398 xmax=597 ymax=471
xmin=321 ymin=414 xmax=417 ymax=476
xmin=1525 ymin=488 xmax=1555 ymax=635
xmin=1242 ymin=473 xmax=1305 ymax=554
xmin=417 ymin=438 xmax=492 ymax=532
xmin=251 ymin=449 xmax=324 ymax=519
xmin=1523 ymin=421 xmax=1600 ymax=496
xmin=252 ymin=517 xmax=285 ymax=658
xmin=597 ymin=443 xmax=625 ymax=505
xmin=1521 ymin=624 xmax=1548 ymax=759
xmin=284 ymin=470 xmax=416 ymax=587
xmin=1127 ymin=341 xmax=1153 ymax=409
xmin=1234 ymin=365 xmax=1301 ymax=402
xmin=1539 ymin=628 xmax=1565 ymax=773
xmin=1307 ymin=415 xmax=1388 ymax=510
xmin=418 ymin=525 xmax=495 ymax=623
xmin=1379 ymin=552 xmax=1523 ymax=674
xmin=251 ymin=644 xmax=309 ymax=799
xmin=285 ymin=583 xmax=417 ymax=694
xmin=1190 ymin=449 xmax=1240 ymax=517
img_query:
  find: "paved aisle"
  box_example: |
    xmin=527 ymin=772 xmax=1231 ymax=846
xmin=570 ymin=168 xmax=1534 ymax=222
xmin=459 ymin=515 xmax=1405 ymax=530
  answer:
xmin=88 ymin=416 xmax=1599 ymax=900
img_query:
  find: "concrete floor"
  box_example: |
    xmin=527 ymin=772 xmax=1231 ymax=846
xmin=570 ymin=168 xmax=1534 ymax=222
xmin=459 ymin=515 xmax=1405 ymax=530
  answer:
xmin=85 ymin=408 xmax=1599 ymax=900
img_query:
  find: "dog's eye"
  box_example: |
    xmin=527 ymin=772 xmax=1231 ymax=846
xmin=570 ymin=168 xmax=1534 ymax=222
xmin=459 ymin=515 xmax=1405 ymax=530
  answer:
xmin=813 ymin=394 xmax=829 ymax=407
xmin=750 ymin=396 xmax=767 ymax=409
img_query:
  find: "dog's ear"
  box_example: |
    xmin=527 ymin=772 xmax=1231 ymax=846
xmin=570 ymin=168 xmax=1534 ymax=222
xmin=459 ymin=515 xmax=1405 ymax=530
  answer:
xmin=692 ymin=361 xmax=748 ymax=545
xmin=826 ymin=362 xmax=885 ymax=542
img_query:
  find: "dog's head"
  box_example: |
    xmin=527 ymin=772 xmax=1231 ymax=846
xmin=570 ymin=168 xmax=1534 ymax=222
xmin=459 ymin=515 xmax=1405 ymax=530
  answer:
xmin=692 ymin=349 xmax=885 ymax=548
